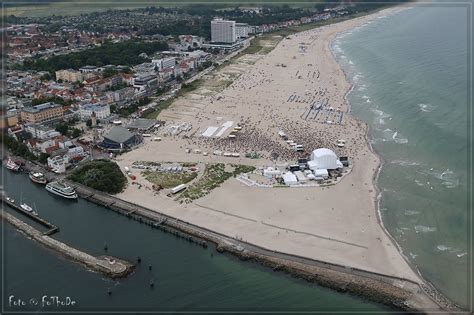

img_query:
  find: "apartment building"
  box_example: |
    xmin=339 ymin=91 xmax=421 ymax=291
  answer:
xmin=20 ymin=102 xmax=64 ymax=124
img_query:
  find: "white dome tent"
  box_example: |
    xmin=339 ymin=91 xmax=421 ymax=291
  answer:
xmin=309 ymin=148 xmax=343 ymax=170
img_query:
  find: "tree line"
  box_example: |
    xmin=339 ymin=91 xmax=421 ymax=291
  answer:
xmin=15 ymin=40 xmax=168 ymax=73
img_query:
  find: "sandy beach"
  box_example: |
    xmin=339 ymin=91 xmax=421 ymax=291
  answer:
xmin=116 ymin=7 xmax=422 ymax=283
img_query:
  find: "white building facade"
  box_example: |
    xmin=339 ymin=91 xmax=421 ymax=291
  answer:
xmin=211 ymin=19 xmax=236 ymax=43
xmin=235 ymin=23 xmax=249 ymax=39
xmin=79 ymin=104 xmax=111 ymax=121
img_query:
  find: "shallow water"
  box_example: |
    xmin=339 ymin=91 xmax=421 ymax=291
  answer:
xmin=333 ymin=4 xmax=470 ymax=307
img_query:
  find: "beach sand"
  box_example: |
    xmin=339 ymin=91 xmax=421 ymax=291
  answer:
xmin=116 ymin=7 xmax=421 ymax=283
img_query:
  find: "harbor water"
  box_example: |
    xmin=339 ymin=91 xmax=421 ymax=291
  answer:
xmin=1 ymin=170 xmax=390 ymax=313
xmin=332 ymin=4 xmax=470 ymax=308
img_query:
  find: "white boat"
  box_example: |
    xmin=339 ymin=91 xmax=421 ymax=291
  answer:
xmin=29 ymin=172 xmax=47 ymax=184
xmin=5 ymin=158 xmax=20 ymax=171
xmin=46 ymin=181 xmax=78 ymax=199
xmin=20 ymin=203 xmax=38 ymax=216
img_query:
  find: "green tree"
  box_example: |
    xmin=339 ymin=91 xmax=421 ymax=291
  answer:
xmin=71 ymin=128 xmax=82 ymax=138
xmin=67 ymin=159 xmax=127 ymax=194
xmin=38 ymin=153 xmax=50 ymax=164
xmin=55 ymin=123 xmax=69 ymax=135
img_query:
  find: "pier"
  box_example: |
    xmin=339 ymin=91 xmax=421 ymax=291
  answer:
xmin=1 ymin=210 xmax=133 ymax=279
xmin=2 ymin=195 xmax=59 ymax=235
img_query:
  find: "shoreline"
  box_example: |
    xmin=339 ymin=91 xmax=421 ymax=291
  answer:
xmin=328 ymin=6 xmax=460 ymax=311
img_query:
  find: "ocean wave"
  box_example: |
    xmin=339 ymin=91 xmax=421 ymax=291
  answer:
xmin=436 ymin=246 xmax=467 ymax=258
xmin=391 ymin=159 xmax=421 ymax=166
xmin=404 ymin=210 xmax=421 ymax=216
xmin=375 ymin=113 xmax=390 ymax=126
xmin=391 ymin=131 xmax=408 ymax=144
xmin=409 ymin=252 xmax=418 ymax=259
xmin=348 ymin=60 xmax=354 ymax=65
xmin=379 ymin=128 xmax=408 ymax=144
xmin=436 ymin=245 xmax=451 ymax=251
xmin=414 ymin=225 xmax=437 ymax=233
xmin=353 ymin=73 xmax=364 ymax=81
xmin=394 ymin=137 xmax=408 ymax=144
xmin=418 ymin=103 xmax=436 ymax=112
xmin=358 ymin=85 xmax=367 ymax=91
xmin=374 ymin=109 xmax=391 ymax=119
xmin=414 ymin=179 xmax=425 ymax=186
xmin=418 ymin=168 xmax=460 ymax=189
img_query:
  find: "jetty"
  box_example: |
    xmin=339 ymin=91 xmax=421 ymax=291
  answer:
xmin=1 ymin=209 xmax=133 ymax=279
xmin=2 ymin=195 xmax=59 ymax=235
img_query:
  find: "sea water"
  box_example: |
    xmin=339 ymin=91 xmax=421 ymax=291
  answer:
xmin=333 ymin=4 xmax=470 ymax=308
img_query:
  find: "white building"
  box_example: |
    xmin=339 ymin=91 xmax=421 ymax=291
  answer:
xmin=211 ymin=18 xmax=236 ymax=43
xmin=133 ymin=74 xmax=159 ymax=92
xmin=235 ymin=23 xmax=250 ymax=39
xmin=309 ymin=148 xmax=343 ymax=170
xmin=47 ymin=155 xmax=68 ymax=173
xmin=24 ymin=124 xmax=58 ymax=139
xmin=263 ymin=167 xmax=281 ymax=178
xmin=79 ymin=104 xmax=111 ymax=121
xmin=282 ymin=172 xmax=298 ymax=185
xmin=178 ymin=35 xmax=204 ymax=50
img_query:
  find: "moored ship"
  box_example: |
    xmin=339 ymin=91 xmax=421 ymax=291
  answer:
xmin=29 ymin=172 xmax=48 ymax=184
xmin=45 ymin=181 xmax=78 ymax=199
xmin=20 ymin=203 xmax=38 ymax=216
xmin=5 ymin=158 xmax=20 ymax=172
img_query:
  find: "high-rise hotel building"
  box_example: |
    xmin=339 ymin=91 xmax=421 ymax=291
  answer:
xmin=211 ymin=18 xmax=236 ymax=44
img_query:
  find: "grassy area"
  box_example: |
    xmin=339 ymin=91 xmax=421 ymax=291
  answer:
xmin=240 ymin=34 xmax=282 ymax=56
xmin=143 ymin=170 xmax=197 ymax=188
xmin=177 ymin=163 xmax=255 ymax=203
xmin=142 ymin=79 xmax=203 ymax=119
xmin=142 ymin=98 xmax=175 ymax=119
xmin=176 ymin=79 xmax=203 ymax=97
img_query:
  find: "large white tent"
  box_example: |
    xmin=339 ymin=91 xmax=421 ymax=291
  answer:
xmin=282 ymin=172 xmax=298 ymax=185
xmin=310 ymin=148 xmax=343 ymax=170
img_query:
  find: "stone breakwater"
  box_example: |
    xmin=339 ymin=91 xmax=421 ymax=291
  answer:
xmin=1 ymin=210 xmax=134 ymax=279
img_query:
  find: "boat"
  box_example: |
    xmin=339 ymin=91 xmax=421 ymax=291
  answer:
xmin=5 ymin=158 xmax=20 ymax=172
xmin=29 ymin=172 xmax=48 ymax=184
xmin=46 ymin=181 xmax=78 ymax=199
xmin=20 ymin=203 xmax=38 ymax=216
xmin=6 ymin=196 xmax=15 ymax=203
